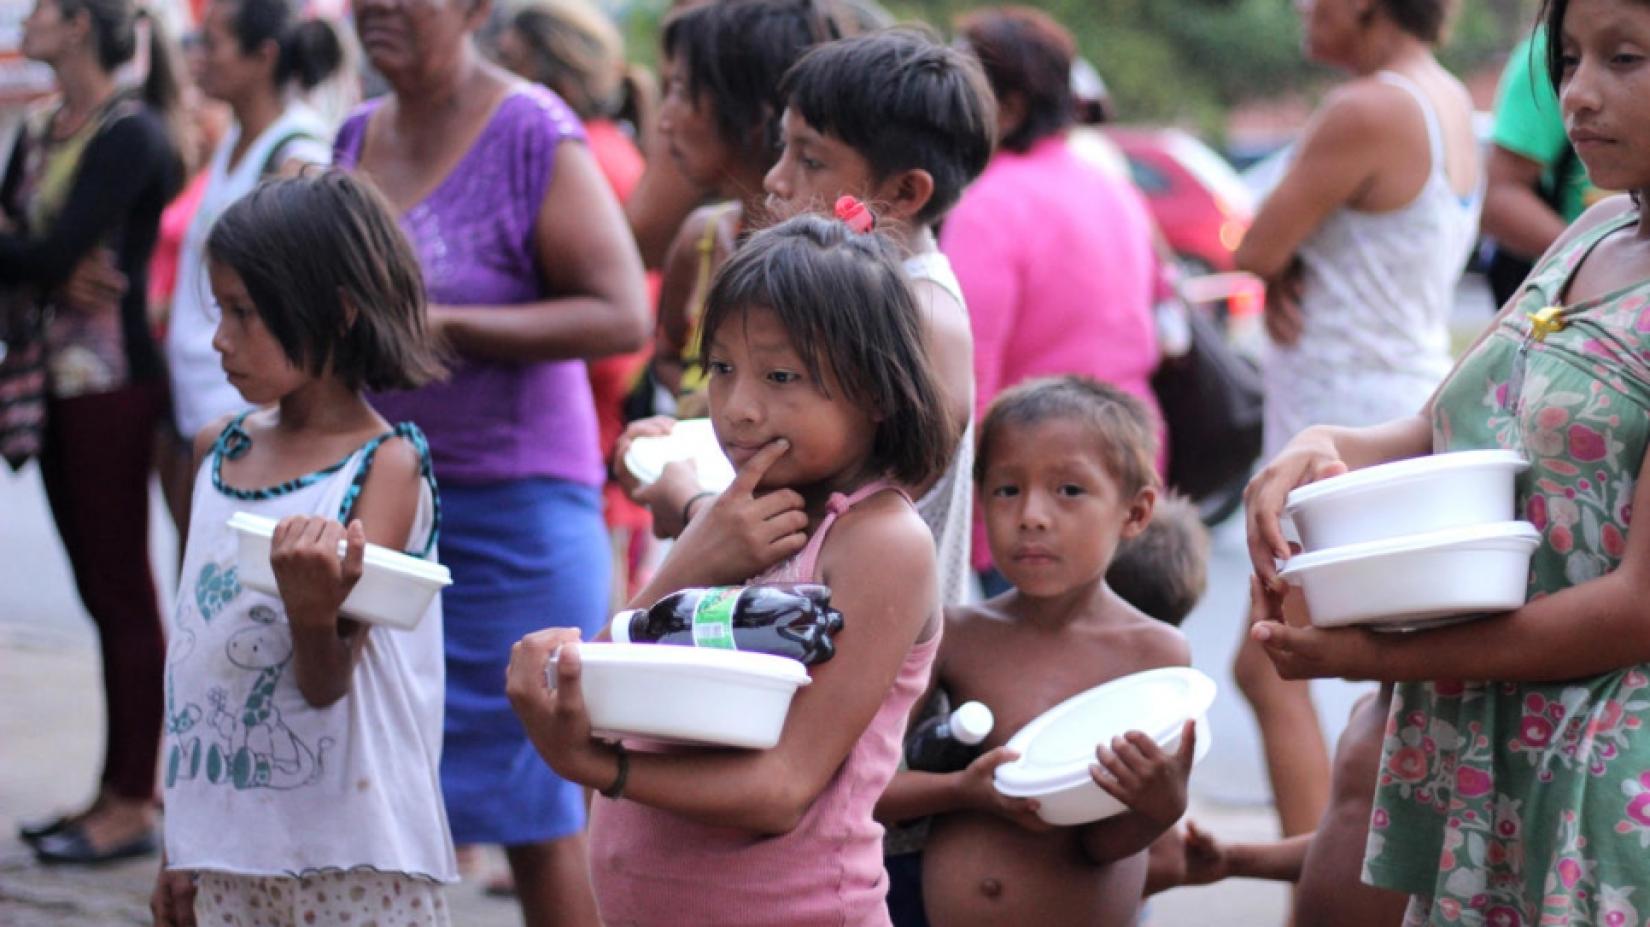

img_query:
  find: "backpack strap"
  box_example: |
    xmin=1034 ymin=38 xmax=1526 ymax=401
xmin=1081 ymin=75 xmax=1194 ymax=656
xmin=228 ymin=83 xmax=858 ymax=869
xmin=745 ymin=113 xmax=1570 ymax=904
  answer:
xmin=258 ymin=129 xmax=322 ymax=177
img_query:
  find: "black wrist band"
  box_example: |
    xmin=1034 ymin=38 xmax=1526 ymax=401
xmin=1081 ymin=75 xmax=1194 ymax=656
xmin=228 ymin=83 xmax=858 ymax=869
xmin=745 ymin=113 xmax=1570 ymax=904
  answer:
xmin=680 ymin=490 xmax=717 ymax=527
xmin=600 ymin=741 xmax=629 ymax=800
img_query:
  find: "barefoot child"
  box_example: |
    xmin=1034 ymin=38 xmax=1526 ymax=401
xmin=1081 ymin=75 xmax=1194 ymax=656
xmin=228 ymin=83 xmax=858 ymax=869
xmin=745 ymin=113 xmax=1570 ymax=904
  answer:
xmin=876 ymin=375 xmax=1197 ymax=927
xmin=507 ymin=214 xmax=955 ymax=926
xmin=149 ymin=172 xmax=455 ymax=925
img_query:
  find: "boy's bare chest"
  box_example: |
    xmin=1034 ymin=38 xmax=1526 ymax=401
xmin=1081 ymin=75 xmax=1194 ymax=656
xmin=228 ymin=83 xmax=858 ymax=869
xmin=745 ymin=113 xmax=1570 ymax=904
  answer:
xmin=941 ymin=632 xmax=1143 ymax=748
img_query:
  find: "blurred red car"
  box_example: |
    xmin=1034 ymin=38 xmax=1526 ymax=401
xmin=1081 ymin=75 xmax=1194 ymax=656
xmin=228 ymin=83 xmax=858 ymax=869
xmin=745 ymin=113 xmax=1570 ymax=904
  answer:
xmin=1103 ymin=127 xmax=1256 ymax=277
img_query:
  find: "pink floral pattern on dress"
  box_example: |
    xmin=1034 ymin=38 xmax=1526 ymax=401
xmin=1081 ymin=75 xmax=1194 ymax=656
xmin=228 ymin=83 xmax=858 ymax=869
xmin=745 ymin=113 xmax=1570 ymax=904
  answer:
xmin=1364 ymin=211 xmax=1650 ymax=925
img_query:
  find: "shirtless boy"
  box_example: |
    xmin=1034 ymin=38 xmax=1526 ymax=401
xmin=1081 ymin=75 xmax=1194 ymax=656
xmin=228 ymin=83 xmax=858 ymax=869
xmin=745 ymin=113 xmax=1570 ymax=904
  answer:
xmin=876 ymin=376 xmax=1197 ymax=927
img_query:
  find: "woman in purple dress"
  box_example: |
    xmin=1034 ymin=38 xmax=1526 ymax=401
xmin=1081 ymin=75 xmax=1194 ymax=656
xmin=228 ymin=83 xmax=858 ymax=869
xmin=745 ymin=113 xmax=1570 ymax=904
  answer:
xmin=334 ymin=0 xmax=648 ymax=922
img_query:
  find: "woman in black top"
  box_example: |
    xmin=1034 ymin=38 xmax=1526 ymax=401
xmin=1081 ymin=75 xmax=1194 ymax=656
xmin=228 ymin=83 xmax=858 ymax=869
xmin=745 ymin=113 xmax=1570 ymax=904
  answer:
xmin=3 ymin=0 xmax=182 ymax=864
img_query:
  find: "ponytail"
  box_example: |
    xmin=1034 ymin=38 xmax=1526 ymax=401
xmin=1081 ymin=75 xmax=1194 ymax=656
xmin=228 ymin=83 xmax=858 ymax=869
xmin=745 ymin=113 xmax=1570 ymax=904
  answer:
xmin=277 ymin=18 xmax=343 ymax=92
xmin=138 ymin=11 xmax=181 ymax=128
xmin=228 ymin=0 xmax=343 ymax=93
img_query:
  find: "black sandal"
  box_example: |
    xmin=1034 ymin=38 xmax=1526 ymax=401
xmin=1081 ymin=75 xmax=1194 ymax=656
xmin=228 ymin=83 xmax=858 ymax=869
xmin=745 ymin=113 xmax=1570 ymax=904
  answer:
xmin=17 ymin=814 xmax=75 ymax=846
xmin=33 ymin=824 xmax=157 ymax=865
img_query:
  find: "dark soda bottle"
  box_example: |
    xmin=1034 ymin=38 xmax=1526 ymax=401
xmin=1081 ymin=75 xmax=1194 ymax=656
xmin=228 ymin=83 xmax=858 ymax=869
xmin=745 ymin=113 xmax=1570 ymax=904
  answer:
xmin=609 ymin=584 xmax=845 ymax=665
xmin=904 ymin=701 xmax=994 ymax=773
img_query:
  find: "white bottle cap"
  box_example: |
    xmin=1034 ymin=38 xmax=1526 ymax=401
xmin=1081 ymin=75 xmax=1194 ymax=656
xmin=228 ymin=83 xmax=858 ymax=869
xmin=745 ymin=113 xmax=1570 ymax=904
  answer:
xmin=609 ymin=610 xmax=640 ymax=645
xmin=949 ymin=701 xmax=994 ymax=746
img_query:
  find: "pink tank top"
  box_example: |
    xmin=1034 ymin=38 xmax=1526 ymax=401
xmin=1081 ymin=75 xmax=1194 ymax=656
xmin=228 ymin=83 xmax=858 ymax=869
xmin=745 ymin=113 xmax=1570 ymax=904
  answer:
xmin=587 ymin=481 xmax=941 ymax=926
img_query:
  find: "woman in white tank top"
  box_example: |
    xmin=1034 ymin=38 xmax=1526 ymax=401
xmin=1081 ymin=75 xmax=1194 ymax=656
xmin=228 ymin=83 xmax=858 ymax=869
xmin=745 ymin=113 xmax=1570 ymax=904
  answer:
xmin=1229 ymin=0 xmax=1483 ymax=869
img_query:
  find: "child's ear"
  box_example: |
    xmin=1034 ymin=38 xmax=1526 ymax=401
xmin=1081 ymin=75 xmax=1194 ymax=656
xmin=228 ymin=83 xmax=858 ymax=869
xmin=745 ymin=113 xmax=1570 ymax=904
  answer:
xmin=1119 ymin=485 xmax=1158 ymax=542
xmin=879 ymin=169 xmax=936 ymax=225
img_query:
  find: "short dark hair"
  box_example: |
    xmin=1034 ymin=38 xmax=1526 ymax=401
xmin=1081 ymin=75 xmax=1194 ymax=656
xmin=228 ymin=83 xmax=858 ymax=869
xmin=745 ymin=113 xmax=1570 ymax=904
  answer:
xmin=206 ymin=170 xmax=444 ymax=393
xmin=780 ymin=28 xmax=996 ymax=225
xmin=956 ymin=6 xmax=1074 ymax=153
xmin=220 ymin=0 xmax=343 ymax=91
xmin=975 ymin=375 xmax=1160 ymax=500
xmin=699 ymin=215 xmax=954 ymax=487
xmin=1106 ymin=492 xmax=1210 ymax=627
xmin=1377 ymin=0 xmax=1454 ymax=45
xmin=661 ymin=0 xmax=838 ymax=157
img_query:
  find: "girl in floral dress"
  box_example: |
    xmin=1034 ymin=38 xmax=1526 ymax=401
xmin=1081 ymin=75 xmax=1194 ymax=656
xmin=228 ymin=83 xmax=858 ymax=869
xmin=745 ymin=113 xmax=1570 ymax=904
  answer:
xmin=1241 ymin=0 xmax=1650 ymax=922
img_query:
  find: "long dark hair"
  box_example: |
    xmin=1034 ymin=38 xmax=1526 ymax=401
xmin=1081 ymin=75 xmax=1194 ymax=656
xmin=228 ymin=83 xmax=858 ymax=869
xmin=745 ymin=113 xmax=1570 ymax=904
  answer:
xmin=222 ymin=0 xmax=344 ymax=93
xmin=206 ymin=170 xmax=445 ymax=393
xmin=58 ymin=0 xmax=181 ymax=134
xmin=699 ymin=215 xmax=954 ymax=488
xmin=661 ymin=0 xmax=839 ymax=159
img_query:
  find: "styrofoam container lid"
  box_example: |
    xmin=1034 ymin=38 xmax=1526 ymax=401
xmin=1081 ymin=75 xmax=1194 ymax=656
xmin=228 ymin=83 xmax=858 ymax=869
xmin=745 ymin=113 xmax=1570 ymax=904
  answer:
xmin=1284 ymin=450 xmax=1527 ymax=511
xmin=573 ymin=641 xmax=811 ymax=686
xmin=995 ymin=668 xmax=1216 ymax=795
xmin=622 ymin=419 xmax=736 ymax=491
xmin=1280 ymin=520 xmax=1540 ymax=576
xmin=227 ymin=511 xmax=452 ymax=586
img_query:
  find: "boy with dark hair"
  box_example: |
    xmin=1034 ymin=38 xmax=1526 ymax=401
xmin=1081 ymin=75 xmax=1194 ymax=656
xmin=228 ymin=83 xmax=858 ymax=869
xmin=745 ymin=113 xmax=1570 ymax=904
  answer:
xmin=632 ymin=27 xmax=996 ymax=610
xmin=876 ymin=376 xmax=1197 ymax=927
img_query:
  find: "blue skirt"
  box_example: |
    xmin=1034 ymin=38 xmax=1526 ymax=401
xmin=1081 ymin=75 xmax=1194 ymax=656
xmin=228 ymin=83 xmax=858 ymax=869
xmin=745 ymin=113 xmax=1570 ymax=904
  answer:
xmin=437 ymin=478 xmax=610 ymax=845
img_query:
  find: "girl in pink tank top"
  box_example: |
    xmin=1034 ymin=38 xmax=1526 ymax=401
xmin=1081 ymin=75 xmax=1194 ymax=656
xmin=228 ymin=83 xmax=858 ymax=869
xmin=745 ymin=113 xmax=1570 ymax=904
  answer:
xmin=505 ymin=214 xmax=961 ymax=926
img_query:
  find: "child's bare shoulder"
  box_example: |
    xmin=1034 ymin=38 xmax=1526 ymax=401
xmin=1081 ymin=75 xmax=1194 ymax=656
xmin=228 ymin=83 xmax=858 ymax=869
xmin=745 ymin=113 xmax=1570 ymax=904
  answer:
xmin=818 ymin=490 xmax=937 ymax=612
xmin=827 ymin=489 xmax=933 ymax=560
xmin=1102 ymin=600 xmax=1192 ymax=672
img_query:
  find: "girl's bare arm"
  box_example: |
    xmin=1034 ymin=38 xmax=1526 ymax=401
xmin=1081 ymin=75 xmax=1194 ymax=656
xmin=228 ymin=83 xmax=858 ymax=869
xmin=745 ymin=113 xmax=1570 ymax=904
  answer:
xmin=280 ymin=437 xmax=423 ymax=707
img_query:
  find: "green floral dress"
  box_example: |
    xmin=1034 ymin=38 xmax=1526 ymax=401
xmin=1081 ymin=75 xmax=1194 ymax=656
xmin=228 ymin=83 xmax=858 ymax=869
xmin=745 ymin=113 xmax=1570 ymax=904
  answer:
xmin=1364 ymin=209 xmax=1650 ymax=926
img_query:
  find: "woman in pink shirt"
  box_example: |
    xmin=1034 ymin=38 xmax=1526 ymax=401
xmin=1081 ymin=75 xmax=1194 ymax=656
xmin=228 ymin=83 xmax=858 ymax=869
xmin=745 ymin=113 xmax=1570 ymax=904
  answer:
xmin=942 ymin=7 xmax=1160 ymax=584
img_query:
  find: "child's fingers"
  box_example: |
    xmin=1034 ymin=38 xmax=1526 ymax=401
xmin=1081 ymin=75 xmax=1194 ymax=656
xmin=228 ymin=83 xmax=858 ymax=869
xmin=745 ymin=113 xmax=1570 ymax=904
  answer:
xmin=770 ymin=529 xmax=809 ymax=562
xmin=550 ymin=642 xmax=587 ymax=719
xmin=729 ymin=439 xmax=790 ymax=496
xmin=753 ymin=487 xmax=807 ymax=520
xmin=301 ymin=515 xmax=332 ymax=547
xmin=762 ymin=507 xmax=810 ymax=544
xmin=1089 ymin=761 xmax=1134 ymax=803
xmin=1174 ymin=719 xmax=1198 ymax=769
xmin=1184 ymin=820 xmax=1217 ymax=853
xmin=1107 ymin=733 xmax=1157 ymax=778
xmin=1093 ymin=748 xmax=1144 ymax=792
xmin=972 ymin=746 xmax=1021 ymax=773
xmin=341 ymin=520 xmax=367 ymax=585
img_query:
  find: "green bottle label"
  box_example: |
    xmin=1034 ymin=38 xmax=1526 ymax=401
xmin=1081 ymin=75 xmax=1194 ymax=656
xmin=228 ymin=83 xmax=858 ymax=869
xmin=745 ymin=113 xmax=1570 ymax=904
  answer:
xmin=690 ymin=587 xmax=740 ymax=650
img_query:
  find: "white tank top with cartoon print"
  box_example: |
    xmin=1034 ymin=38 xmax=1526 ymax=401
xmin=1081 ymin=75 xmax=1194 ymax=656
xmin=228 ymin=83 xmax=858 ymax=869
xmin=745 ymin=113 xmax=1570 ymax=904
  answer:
xmin=161 ymin=413 xmax=457 ymax=882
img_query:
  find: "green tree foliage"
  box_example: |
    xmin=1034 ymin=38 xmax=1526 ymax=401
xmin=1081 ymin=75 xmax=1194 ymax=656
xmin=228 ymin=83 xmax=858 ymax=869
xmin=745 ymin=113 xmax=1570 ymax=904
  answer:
xmin=610 ymin=0 xmax=1541 ymax=133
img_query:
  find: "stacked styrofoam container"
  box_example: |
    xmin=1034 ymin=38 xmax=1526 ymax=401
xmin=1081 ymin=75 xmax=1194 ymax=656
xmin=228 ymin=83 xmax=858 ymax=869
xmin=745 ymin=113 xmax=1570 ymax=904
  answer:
xmin=1278 ymin=450 xmax=1539 ymax=631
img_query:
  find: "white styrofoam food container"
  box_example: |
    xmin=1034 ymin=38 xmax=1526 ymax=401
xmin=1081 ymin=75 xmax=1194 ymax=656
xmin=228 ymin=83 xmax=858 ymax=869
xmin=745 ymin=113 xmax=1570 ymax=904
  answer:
xmin=554 ymin=641 xmax=811 ymax=749
xmin=622 ymin=418 xmax=736 ymax=492
xmin=1285 ymin=449 xmax=1528 ymax=552
xmin=994 ymin=668 xmax=1215 ymax=825
xmin=228 ymin=512 xmax=451 ymax=631
xmin=1279 ymin=521 xmax=1539 ymax=630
